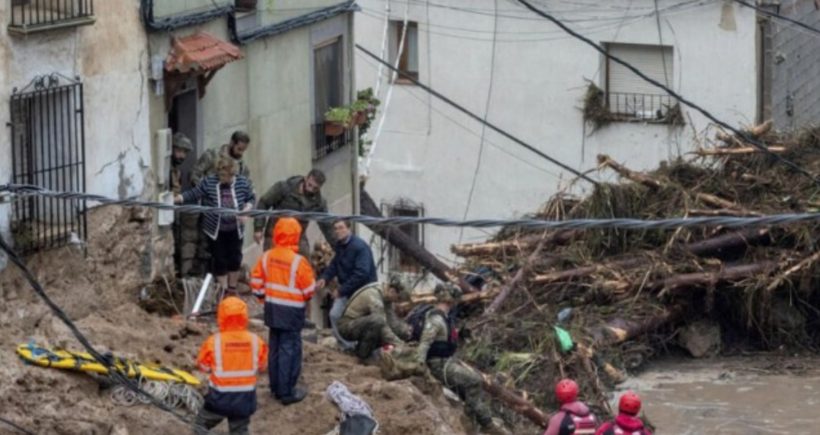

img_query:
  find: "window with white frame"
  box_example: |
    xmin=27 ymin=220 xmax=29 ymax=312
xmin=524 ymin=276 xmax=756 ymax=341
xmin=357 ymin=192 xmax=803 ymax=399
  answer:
xmin=604 ymin=43 xmax=676 ymax=122
xmin=380 ymin=199 xmax=424 ymax=274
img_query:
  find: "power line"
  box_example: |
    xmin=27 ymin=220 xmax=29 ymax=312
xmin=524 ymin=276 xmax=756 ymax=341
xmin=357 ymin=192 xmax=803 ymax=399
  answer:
xmin=733 ymin=0 xmax=820 ymax=38
xmin=514 ymin=0 xmax=820 ymax=187
xmin=354 ymin=44 xmax=599 ymax=185
xmin=0 ymin=417 xmax=35 ymax=435
xmin=0 ymin=229 xmax=226 ymax=434
xmin=7 ymin=184 xmax=820 ymax=230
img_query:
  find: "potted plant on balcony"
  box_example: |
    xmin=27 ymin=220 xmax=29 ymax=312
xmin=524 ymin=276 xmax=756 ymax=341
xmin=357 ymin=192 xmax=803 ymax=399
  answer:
xmin=324 ymin=107 xmax=352 ymax=137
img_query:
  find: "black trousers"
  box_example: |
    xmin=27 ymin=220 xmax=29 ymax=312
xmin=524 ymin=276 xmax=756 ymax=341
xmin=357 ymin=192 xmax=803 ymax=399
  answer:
xmin=208 ymin=229 xmax=242 ymax=276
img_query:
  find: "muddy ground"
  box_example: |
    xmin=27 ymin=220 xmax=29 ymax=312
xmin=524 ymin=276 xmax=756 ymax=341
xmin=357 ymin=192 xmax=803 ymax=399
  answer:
xmin=0 ymin=208 xmax=467 ymax=435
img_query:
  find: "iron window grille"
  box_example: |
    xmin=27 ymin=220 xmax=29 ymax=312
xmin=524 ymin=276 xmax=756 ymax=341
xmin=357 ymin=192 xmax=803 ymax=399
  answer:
xmin=380 ymin=198 xmax=425 ymax=274
xmin=8 ymin=0 xmax=95 ymax=34
xmin=606 ymin=92 xmax=676 ymax=121
xmin=8 ymin=73 xmax=87 ymax=256
xmin=313 ymin=123 xmax=352 ymax=160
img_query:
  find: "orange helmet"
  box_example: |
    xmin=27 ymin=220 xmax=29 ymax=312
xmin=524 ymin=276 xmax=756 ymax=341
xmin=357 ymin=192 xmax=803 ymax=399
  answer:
xmin=619 ymin=391 xmax=642 ymax=415
xmin=555 ymin=379 xmax=579 ymax=404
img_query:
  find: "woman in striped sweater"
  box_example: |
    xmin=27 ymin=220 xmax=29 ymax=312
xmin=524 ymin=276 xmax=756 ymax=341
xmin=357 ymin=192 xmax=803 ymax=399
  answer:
xmin=175 ymin=156 xmax=256 ymax=296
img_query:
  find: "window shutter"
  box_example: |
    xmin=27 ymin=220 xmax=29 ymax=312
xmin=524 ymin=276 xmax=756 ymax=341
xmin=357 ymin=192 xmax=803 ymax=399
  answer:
xmin=607 ymin=44 xmax=673 ymax=95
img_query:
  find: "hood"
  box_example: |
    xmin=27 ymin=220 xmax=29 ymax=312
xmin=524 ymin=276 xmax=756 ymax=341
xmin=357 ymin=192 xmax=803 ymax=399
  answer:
xmin=217 ymin=296 xmax=249 ymax=332
xmin=561 ymin=401 xmax=591 ymax=416
xmin=273 ymin=217 xmax=302 ymax=252
xmin=615 ymin=414 xmax=645 ymax=431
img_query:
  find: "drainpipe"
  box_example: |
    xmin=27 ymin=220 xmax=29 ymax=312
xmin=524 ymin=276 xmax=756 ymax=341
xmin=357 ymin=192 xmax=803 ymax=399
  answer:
xmin=350 ymin=10 xmax=361 ymax=219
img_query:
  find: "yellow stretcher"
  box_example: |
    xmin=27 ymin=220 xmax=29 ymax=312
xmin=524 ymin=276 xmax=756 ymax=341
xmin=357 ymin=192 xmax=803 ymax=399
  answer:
xmin=16 ymin=343 xmax=201 ymax=386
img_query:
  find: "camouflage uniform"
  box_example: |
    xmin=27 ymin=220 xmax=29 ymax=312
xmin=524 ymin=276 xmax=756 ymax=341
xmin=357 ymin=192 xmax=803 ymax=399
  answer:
xmin=170 ymin=133 xmax=192 ymax=276
xmin=181 ymin=144 xmax=253 ymax=276
xmin=337 ymin=282 xmax=412 ymax=359
xmin=254 ymin=175 xmax=334 ymax=256
xmin=416 ymin=285 xmax=510 ymax=435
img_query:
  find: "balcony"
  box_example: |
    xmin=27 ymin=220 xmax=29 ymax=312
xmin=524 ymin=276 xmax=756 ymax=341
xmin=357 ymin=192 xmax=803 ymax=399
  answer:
xmin=8 ymin=0 xmax=95 ymax=36
xmin=606 ymin=92 xmax=683 ymax=125
xmin=313 ymin=123 xmax=352 ymax=160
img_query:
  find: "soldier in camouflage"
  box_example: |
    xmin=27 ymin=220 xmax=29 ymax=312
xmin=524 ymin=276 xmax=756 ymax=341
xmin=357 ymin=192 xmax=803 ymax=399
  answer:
xmin=416 ymin=283 xmax=512 ymax=435
xmin=183 ymin=131 xmax=253 ymax=276
xmin=337 ymin=275 xmax=412 ymax=360
xmin=253 ymin=169 xmax=334 ymax=256
xmin=170 ymin=133 xmax=193 ymax=276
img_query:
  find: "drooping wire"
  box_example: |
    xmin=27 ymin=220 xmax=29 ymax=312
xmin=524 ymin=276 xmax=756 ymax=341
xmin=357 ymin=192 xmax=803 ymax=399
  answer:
xmin=354 ymin=45 xmax=599 ymax=185
xmin=514 ymin=0 xmax=820 ymax=187
xmin=0 ymin=233 xmax=225 ymax=434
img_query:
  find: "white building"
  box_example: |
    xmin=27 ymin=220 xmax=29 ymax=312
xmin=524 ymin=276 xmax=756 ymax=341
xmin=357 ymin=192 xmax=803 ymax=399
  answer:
xmin=355 ymin=0 xmax=761 ymax=276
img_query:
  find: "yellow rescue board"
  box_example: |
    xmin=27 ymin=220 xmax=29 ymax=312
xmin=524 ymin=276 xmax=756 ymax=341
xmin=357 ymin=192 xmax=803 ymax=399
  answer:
xmin=16 ymin=344 xmax=201 ymax=386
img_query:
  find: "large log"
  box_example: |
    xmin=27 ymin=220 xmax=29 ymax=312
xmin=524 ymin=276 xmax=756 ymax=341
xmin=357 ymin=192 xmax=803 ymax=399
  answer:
xmin=531 ymin=228 xmax=770 ymax=284
xmin=590 ymin=306 xmax=686 ymax=346
xmin=360 ymin=188 xmax=480 ymax=294
xmin=461 ymin=362 xmax=551 ymax=428
xmin=451 ymin=231 xmax=574 ymax=257
xmin=597 ymin=154 xmax=664 ymax=190
xmin=654 ymin=261 xmax=777 ymax=294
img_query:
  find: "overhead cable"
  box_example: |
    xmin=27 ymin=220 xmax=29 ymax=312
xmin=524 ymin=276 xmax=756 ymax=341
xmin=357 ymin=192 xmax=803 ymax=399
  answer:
xmin=354 ymin=45 xmax=599 ymax=185
xmin=733 ymin=0 xmax=820 ymax=38
xmin=6 ymin=184 xmax=820 ymax=230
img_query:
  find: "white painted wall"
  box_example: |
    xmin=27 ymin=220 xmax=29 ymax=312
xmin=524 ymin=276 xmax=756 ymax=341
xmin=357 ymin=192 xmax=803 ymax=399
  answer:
xmin=355 ymin=0 xmax=758 ymax=271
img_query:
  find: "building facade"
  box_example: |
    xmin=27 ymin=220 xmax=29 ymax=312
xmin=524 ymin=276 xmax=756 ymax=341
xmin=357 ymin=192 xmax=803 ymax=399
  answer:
xmin=355 ymin=0 xmax=761 ymax=274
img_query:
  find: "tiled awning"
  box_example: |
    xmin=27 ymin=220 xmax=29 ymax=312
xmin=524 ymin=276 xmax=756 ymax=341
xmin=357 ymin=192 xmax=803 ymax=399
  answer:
xmin=164 ymin=32 xmax=244 ymax=75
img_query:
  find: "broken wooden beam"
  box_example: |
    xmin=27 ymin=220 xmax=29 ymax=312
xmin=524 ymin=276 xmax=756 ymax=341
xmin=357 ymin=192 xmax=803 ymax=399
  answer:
xmin=451 ymin=231 xmax=574 ymax=257
xmin=360 ymin=188 xmax=480 ymax=294
xmin=691 ymin=146 xmax=785 ymax=156
xmin=597 ymin=154 xmax=664 ymax=190
xmin=461 ymin=361 xmax=551 ymax=428
xmin=485 ymin=233 xmax=553 ymax=314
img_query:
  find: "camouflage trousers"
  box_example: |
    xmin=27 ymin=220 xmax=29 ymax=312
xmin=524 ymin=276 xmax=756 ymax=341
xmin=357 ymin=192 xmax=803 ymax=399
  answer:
xmin=428 ymin=358 xmax=492 ymax=427
xmin=338 ymin=314 xmax=402 ymax=359
xmin=177 ymin=212 xmax=211 ymax=277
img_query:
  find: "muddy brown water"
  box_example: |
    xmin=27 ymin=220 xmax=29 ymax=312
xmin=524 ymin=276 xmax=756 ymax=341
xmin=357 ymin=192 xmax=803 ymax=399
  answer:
xmin=617 ymin=357 xmax=820 ymax=434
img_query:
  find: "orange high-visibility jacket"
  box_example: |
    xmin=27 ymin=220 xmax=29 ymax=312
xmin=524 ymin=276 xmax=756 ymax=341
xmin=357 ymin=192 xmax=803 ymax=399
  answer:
xmin=197 ymin=296 xmax=268 ymax=416
xmin=251 ymin=217 xmax=316 ymax=330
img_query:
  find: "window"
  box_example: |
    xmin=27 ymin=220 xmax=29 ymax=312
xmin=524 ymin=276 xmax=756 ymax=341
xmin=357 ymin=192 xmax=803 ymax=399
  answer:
xmin=604 ymin=43 xmax=676 ymax=122
xmin=8 ymin=0 xmax=95 ymax=35
xmin=381 ymin=199 xmax=424 ymax=274
xmin=9 ymin=74 xmax=87 ymax=255
xmin=313 ymin=38 xmax=349 ymax=159
xmin=393 ymin=21 xmax=419 ymax=83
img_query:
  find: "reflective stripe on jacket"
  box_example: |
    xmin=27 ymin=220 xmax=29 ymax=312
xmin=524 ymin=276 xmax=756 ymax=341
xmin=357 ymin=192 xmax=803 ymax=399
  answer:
xmin=251 ymin=217 xmax=315 ymax=330
xmin=196 ymin=297 xmax=268 ymax=418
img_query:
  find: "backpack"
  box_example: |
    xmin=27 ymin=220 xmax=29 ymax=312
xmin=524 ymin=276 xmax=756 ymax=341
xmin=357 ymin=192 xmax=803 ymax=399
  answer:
xmin=406 ymin=304 xmax=436 ymax=342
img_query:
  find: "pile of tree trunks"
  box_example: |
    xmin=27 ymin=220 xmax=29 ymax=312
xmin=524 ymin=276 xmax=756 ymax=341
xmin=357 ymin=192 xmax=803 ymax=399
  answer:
xmin=440 ymin=124 xmax=820 ymax=421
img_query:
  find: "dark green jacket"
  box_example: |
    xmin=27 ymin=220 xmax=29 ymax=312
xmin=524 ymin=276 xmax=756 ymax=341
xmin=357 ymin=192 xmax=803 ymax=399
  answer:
xmin=254 ymin=176 xmax=334 ymax=248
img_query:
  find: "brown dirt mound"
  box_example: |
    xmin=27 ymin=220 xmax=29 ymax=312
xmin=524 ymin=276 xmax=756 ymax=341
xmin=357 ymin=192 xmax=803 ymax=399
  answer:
xmin=0 ymin=208 xmax=468 ymax=435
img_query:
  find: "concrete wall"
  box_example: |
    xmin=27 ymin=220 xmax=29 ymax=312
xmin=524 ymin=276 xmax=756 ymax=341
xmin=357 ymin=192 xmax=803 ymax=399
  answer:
xmin=771 ymin=0 xmax=820 ymax=131
xmin=154 ymin=0 xmax=232 ymax=18
xmin=355 ymin=0 xmax=758 ymax=272
xmin=0 ymin=0 xmax=150 ymax=265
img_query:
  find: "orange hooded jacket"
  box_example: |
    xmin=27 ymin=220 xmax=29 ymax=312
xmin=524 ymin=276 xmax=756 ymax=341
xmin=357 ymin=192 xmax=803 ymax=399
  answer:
xmin=250 ymin=217 xmax=316 ymax=330
xmin=196 ymin=296 xmax=268 ymax=417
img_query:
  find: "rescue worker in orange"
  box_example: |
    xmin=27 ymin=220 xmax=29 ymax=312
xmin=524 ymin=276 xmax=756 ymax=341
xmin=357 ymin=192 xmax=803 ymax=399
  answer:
xmin=251 ymin=217 xmax=316 ymax=405
xmin=195 ymin=296 xmax=268 ymax=435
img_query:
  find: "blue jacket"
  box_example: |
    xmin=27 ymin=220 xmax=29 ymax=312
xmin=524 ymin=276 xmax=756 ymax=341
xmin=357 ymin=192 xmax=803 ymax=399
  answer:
xmin=320 ymin=234 xmax=378 ymax=298
xmin=181 ymin=174 xmax=255 ymax=240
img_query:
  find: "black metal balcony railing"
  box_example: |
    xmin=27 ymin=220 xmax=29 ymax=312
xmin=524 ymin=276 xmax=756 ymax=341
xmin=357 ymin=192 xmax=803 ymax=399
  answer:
xmin=607 ymin=92 xmax=675 ymax=121
xmin=9 ymin=0 xmax=95 ymax=30
xmin=313 ymin=123 xmax=352 ymax=160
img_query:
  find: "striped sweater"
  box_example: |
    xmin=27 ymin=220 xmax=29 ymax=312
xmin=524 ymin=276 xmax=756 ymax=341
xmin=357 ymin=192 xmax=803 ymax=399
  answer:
xmin=182 ymin=175 xmax=256 ymax=240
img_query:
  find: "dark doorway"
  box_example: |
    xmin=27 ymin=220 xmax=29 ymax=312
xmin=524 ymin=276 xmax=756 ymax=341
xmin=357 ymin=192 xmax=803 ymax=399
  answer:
xmin=168 ymin=88 xmax=199 ymax=190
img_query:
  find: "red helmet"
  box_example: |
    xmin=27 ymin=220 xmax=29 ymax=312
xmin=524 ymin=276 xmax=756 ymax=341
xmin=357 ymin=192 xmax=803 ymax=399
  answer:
xmin=619 ymin=391 xmax=642 ymax=415
xmin=555 ymin=379 xmax=579 ymax=404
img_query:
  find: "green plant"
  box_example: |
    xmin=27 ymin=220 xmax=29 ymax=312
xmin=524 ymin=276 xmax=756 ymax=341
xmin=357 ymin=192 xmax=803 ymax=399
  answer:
xmin=324 ymin=107 xmax=353 ymax=125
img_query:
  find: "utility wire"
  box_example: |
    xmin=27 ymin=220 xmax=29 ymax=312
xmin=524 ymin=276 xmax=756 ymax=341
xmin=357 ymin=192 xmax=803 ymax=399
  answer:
xmin=515 ymin=0 xmax=820 ymax=187
xmin=733 ymin=0 xmax=820 ymax=38
xmin=0 ymin=231 xmax=225 ymax=434
xmin=0 ymin=417 xmax=35 ymax=435
xmin=6 ymin=184 xmax=820 ymax=230
xmin=355 ymin=44 xmax=599 ymax=185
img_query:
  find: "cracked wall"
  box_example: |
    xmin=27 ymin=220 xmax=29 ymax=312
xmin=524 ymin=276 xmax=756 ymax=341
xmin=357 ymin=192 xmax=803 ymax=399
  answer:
xmin=0 ymin=1 xmax=151 ymax=272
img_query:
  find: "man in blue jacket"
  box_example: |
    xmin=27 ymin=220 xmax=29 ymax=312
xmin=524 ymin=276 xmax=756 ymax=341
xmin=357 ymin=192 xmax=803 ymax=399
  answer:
xmin=316 ymin=220 xmax=378 ymax=351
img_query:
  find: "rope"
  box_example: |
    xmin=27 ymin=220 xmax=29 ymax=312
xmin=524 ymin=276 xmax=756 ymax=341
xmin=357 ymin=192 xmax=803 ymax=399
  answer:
xmin=110 ymin=379 xmax=203 ymax=414
xmin=5 ymin=184 xmax=820 ymax=231
xmin=326 ymin=381 xmax=380 ymax=433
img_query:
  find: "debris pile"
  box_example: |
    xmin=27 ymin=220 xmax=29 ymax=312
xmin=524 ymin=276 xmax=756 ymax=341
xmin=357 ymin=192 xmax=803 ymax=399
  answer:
xmin=450 ymin=123 xmax=820 ymax=421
